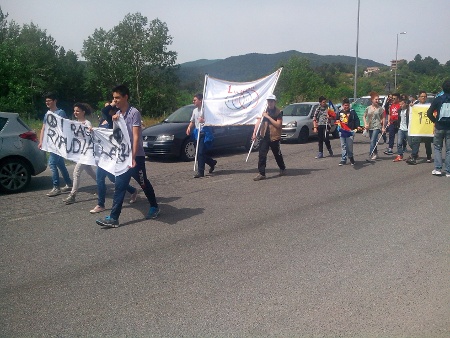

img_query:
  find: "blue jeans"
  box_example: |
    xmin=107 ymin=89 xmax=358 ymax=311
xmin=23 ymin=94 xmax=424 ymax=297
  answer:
xmin=48 ymin=153 xmax=72 ymax=188
xmin=96 ymin=167 xmax=137 ymax=208
xmin=340 ymin=135 xmax=354 ymax=162
xmin=369 ymin=129 xmax=381 ymax=156
xmin=397 ymin=129 xmax=408 ymax=156
xmin=387 ymin=123 xmax=398 ymax=149
xmin=433 ymin=129 xmax=450 ymax=173
xmin=110 ymin=156 xmax=157 ymax=221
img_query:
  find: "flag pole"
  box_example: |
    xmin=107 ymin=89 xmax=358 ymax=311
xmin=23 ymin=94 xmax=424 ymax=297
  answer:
xmin=245 ymin=67 xmax=283 ymax=162
xmin=194 ymin=74 xmax=209 ymax=171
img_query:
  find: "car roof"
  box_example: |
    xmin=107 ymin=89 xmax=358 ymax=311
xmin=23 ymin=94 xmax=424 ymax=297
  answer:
xmin=0 ymin=112 xmax=19 ymax=118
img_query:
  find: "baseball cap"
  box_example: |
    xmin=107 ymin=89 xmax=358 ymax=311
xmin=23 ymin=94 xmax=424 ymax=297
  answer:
xmin=267 ymin=94 xmax=276 ymax=101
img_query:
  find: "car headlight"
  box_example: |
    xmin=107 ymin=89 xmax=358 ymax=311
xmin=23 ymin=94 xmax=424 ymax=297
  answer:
xmin=156 ymin=135 xmax=174 ymax=141
xmin=285 ymin=121 xmax=297 ymax=128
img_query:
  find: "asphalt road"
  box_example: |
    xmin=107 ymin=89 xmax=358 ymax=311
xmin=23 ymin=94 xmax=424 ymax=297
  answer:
xmin=1 ymin=135 xmax=449 ymax=337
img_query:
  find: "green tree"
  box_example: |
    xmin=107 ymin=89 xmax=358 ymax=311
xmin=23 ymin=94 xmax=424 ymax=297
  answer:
xmin=276 ymin=56 xmax=329 ymax=106
xmin=82 ymin=13 xmax=178 ymax=115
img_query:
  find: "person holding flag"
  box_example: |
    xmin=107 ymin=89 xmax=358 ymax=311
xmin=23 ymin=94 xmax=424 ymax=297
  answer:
xmin=186 ymin=93 xmax=217 ymax=178
xmin=312 ymin=96 xmax=334 ymax=159
xmin=336 ymin=98 xmax=360 ymax=166
xmin=252 ymin=94 xmax=286 ymax=180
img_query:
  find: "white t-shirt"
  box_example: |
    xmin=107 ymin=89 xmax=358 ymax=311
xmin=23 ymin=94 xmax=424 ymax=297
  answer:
xmin=399 ymin=109 xmax=408 ymax=131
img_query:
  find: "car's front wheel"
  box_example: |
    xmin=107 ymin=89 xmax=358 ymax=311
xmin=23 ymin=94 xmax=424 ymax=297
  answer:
xmin=0 ymin=158 xmax=32 ymax=194
xmin=180 ymin=139 xmax=196 ymax=161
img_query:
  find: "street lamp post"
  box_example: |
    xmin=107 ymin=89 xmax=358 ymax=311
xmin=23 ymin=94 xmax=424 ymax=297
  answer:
xmin=394 ymin=31 xmax=407 ymax=89
xmin=354 ymin=0 xmax=360 ymax=101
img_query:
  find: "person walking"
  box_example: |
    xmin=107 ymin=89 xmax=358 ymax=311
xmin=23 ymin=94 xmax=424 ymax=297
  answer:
xmin=363 ymin=91 xmax=385 ymax=162
xmin=186 ymin=93 xmax=217 ymax=178
xmin=406 ymin=91 xmax=433 ymax=164
xmin=393 ymin=95 xmax=410 ymax=162
xmin=96 ymin=85 xmax=159 ymax=228
xmin=336 ymin=98 xmax=360 ymax=166
xmin=38 ymin=92 xmax=72 ymax=196
xmin=62 ymin=103 xmax=97 ymax=204
xmin=312 ymin=96 xmax=334 ymax=159
xmin=252 ymin=94 xmax=286 ymax=180
xmin=427 ymin=80 xmax=450 ymax=176
xmin=89 ymin=101 xmax=138 ymax=213
xmin=384 ymin=93 xmax=401 ymax=156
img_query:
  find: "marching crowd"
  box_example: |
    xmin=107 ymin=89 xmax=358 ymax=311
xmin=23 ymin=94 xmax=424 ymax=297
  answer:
xmin=38 ymin=80 xmax=450 ymax=228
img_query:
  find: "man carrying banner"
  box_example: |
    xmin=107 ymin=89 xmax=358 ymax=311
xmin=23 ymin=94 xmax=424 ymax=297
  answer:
xmin=38 ymin=92 xmax=73 ymax=197
xmin=96 ymin=85 xmax=160 ymax=228
xmin=427 ymin=79 xmax=450 ymax=177
xmin=406 ymin=91 xmax=433 ymax=164
xmin=252 ymin=94 xmax=286 ymax=180
xmin=186 ymin=93 xmax=217 ymax=178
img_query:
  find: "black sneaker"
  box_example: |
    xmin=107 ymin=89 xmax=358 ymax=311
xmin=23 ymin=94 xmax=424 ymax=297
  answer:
xmin=406 ymin=157 xmax=417 ymax=165
xmin=339 ymin=161 xmax=346 ymax=166
xmin=193 ymin=172 xmax=204 ymax=178
xmin=209 ymin=160 xmax=217 ymax=174
xmin=96 ymin=216 xmax=119 ymax=228
xmin=349 ymin=157 xmax=355 ymax=166
xmin=384 ymin=149 xmax=394 ymax=155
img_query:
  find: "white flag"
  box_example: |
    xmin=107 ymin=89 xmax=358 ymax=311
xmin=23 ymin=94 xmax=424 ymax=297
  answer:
xmin=203 ymin=68 xmax=282 ymax=126
xmin=41 ymin=111 xmax=132 ymax=176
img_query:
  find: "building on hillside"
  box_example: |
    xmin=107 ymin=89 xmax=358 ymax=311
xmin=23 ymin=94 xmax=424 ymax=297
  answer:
xmin=390 ymin=59 xmax=407 ymax=70
xmin=363 ymin=67 xmax=380 ymax=77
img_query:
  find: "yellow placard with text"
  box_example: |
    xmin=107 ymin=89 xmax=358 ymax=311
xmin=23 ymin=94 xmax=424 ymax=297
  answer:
xmin=408 ymin=104 xmax=434 ymax=137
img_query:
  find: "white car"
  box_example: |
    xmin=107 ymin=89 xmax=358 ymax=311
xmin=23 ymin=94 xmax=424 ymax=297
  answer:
xmin=281 ymin=102 xmax=338 ymax=143
xmin=0 ymin=112 xmax=47 ymax=193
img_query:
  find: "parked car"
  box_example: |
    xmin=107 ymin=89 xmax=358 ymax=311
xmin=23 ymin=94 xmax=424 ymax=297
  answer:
xmin=142 ymin=104 xmax=259 ymax=161
xmin=0 ymin=112 xmax=47 ymax=193
xmin=281 ymin=102 xmax=338 ymax=143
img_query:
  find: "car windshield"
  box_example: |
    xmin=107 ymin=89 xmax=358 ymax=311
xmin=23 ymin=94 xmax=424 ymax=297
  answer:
xmin=164 ymin=105 xmax=194 ymax=123
xmin=283 ymin=104 xmax=313 ymax=116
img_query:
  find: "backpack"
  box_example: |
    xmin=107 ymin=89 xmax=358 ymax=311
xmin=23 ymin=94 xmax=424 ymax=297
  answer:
xmin=438 ymin=95 xmax=450 ymax=122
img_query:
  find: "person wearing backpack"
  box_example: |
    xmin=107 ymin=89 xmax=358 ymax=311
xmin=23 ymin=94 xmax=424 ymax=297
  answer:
xmin=427 ymin=79 xmax=450 ymax=177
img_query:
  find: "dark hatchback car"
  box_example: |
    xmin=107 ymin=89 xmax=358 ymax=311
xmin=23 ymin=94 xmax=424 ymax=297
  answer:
xmin=142 ymin=104 xmax=258 ymax=161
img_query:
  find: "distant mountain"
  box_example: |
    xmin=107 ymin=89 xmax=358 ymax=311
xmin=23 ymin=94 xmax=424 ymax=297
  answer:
xmin=177 ymin=50 xmax=386 ymax=84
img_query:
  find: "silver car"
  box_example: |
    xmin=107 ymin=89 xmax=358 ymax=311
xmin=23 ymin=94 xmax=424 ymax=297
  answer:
xmin=0 ymin=112 xmax=47 ymax=193
xmin=281 ymin=102 xmax=338 ymax=143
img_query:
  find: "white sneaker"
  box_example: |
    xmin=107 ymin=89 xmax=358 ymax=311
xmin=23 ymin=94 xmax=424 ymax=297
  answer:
xmin=371 ymin=154 xmax=378 ymax=160
xmin=432 ymin=169 xmax=442 ymax=176
xmin=446 ymin=173 xmax=450 ymax=177
xmin=46 ymin=187 xmax=61 ymax=197
xmin=61 ymin=184 xmax=72 ymax=193
xmin=129 ymin=190 xmax=138 ymax=204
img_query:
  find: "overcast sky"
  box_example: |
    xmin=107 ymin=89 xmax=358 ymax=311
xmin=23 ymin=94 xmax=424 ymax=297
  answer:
xmin=2 ymin=0 xmax=450 ymax=66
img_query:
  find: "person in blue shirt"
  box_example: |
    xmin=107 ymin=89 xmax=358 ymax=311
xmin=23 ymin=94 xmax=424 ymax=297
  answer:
xmin=427 ymin=80 xmax=450 ymax=176
xmin=38 ymin=92 xmax=72 ymax=197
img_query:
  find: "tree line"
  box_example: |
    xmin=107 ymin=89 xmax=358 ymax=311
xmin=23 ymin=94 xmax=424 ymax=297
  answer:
xmin=1 ymin=6 xmax=449 ymax=121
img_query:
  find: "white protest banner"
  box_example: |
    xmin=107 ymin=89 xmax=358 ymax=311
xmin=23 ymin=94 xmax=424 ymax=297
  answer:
xmin=41 ymin=111 xmax=132 ymax=175
xmin=203 ymin=68 xmax=282 ymax=126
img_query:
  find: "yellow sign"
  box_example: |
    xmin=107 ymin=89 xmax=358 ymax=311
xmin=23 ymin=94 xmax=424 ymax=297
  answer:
xmin=408 ymin=104 xmax=434 ymax=136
